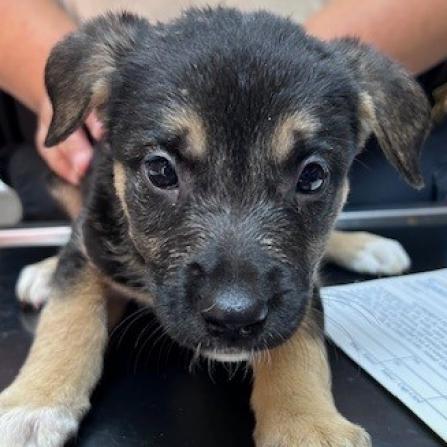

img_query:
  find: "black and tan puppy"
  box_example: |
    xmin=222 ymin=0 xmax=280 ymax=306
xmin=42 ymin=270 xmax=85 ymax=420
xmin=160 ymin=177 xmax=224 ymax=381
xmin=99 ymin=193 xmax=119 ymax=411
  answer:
xmin=0 ymin=7 xmax=430 ymax=447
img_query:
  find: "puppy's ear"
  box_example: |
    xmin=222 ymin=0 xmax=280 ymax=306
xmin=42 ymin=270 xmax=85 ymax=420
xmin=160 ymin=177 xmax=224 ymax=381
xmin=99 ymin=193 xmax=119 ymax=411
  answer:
xmin=331 ymin=38 xmax=431 ymax=189
xmin=44 ymin=12 xmax=149 ymax=147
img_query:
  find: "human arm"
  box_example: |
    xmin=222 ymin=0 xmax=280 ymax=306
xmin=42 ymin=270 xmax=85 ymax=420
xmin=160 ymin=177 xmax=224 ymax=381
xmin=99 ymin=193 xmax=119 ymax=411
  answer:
xmin=305 ymin=0 xmax=447 ymax=74
xmin=0 ymin=0 xmax=100 ymax=184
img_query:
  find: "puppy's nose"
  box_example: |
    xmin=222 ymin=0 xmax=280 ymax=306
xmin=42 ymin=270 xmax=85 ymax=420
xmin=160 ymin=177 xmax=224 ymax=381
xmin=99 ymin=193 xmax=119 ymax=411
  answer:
xmin=201 ymin=288 xmax=268 ymax=337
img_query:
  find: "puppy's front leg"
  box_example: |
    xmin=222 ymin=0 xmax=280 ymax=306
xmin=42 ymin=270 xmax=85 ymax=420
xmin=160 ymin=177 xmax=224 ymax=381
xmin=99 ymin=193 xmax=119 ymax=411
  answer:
xmin=252 ymin=312 xmax=371 ymax=447
xmin=0 ymin=264 xmax=108 ymax=447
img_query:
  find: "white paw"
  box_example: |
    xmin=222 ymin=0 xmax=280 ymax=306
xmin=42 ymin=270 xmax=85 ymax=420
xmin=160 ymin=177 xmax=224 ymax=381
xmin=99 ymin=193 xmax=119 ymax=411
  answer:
xmin=0 ymin=406 xmax=78 ymax=447
xmin=330 ymin=232 xmax=410 ymax=276
xmin=349 ymin=234 xmax=410 ymax=275
xmin=255 ymin=414 xmax=371 ymax=447
xmin=15 ymin=257 xmax=58 ymax=309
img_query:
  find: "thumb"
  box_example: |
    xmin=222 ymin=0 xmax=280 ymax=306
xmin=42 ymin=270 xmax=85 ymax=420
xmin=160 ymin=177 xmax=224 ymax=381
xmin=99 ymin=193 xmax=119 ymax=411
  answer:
xmin=59 ymin=129 xmax=94 ymax=178
xmin=85 ymin=112 xmax=104 ymax=141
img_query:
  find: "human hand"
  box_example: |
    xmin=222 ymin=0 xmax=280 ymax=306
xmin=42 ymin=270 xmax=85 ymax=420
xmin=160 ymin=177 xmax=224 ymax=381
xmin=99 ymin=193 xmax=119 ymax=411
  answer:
xmin=35 ymin=95 xmax=102 ymax=185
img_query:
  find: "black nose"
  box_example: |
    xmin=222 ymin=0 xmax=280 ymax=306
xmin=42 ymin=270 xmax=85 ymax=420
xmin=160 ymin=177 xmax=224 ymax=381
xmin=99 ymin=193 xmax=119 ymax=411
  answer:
xmin=201 ymin=287 xmax=268 ymax=337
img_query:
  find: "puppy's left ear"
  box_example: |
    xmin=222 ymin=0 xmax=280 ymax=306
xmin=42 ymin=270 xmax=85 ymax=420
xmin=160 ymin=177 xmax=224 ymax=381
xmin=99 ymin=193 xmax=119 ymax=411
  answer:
xmin=331 ymin=38 xmax=431 ymax=189
xmin=44 ymin=12 xmax=150 ymax=147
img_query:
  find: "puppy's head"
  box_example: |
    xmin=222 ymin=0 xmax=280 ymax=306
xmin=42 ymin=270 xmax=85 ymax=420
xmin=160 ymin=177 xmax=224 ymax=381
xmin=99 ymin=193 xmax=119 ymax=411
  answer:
xmin=45 ymin=9 xmax=430 ymax=361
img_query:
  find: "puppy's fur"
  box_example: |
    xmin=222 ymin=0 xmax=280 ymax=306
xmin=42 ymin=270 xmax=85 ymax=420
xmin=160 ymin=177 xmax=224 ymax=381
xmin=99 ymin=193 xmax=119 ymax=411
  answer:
xmin=0 ymin=8 xmax=430 ymax=447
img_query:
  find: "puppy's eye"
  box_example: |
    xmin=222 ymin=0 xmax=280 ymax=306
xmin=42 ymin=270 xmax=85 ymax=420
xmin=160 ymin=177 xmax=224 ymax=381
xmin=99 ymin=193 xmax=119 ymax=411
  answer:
xmin=296 ymin=162 xmax=327 ymax=194
xmin=145 ymin=156 xmax=178 ymax=189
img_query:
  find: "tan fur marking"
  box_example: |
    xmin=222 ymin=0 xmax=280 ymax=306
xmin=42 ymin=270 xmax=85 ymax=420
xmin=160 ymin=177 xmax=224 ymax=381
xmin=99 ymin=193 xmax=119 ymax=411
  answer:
xmin=104 ymin=275 xmax=155 ymax=305
xmin=358 ymin=91 xmax=376 ymax=147
xmin=251 ymin=311 xmax=370 ymax=446
xmin=326 ymin=230 xmax=365 ymax=267
xmin=113 ymin=161 xmax=130 ymax=218
xmin=272 ymin=110 xmax=321 ymax=162
xmin=341 ymin=180 xmax=350 ymax=205
xmin=113 ymin=161 xmax=162 ymax=264
xmin=106 ymin=289 xmax=130 ymax=330
xmin=89 ymin=79 xmax=111 ymax=121
xmin=0 ymin=267 xmax=108 ymax=415
xmin=164 ymin=108 xmax=207 ymax=158
xmin=49 ymin=182 xmax=82 ymax=220
xmin=324 ymin=181 xmax=356 ymax=267
xmin=338 ymin=179 xmax=350 ymax=213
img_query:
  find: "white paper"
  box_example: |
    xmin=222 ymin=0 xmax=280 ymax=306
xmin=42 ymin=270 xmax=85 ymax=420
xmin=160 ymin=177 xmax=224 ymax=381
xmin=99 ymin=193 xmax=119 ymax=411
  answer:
xmin=0 ymin=179 xmax=8 ymax=193
xmin=322 ymin=269 xmax=447 ymax=441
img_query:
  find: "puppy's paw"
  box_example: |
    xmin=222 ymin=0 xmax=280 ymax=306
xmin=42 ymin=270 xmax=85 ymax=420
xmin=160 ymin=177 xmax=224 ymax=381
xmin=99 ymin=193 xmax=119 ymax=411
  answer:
xmin=0 ymin=405 xmax=78 ymax=447
xmin=347 ymin=233 xmax=410 ymax=275
xmin=255 ymin=414 xmax=371 ymax=447
xmin=330 ymin=231 xmax=410 ymax=276
xmin=15 ymin=256 xmax=58 ymax=310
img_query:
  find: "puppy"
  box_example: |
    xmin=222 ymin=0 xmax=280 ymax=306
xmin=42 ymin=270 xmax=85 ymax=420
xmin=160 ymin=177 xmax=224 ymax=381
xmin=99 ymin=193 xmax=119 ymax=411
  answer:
xmin=0 ymin=8 xmax=430 ymax=447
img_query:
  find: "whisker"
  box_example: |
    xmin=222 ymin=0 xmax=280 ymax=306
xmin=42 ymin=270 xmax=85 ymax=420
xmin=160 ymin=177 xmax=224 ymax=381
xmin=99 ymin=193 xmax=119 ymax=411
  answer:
xmin=164 ymin=338 xmax=176 ymax=367
xmin=137 ymin=324 xmax=165 ymax=369
xmin=132 ymin=319 xmax=159 ymax=373
xmin=132 ymin=322 xmax=163 ymax=371
xmin=207 ymin=351 xmax=216 ymax=384
xmin=156 ymin=334 xmax=171 ymax=372
xmin=189 ymin=342 xmax=202 ymax=373
xmin=110 ymin=306 xmax=149 ymax=346
xmin=146 ymin=327 xmax=169 ymax=369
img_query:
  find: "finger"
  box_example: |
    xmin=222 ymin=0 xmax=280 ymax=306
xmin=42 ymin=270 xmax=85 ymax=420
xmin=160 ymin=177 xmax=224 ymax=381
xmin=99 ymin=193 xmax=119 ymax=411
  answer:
xmin=35 ymin=125 xmax=80 ymax=184
xmin=39 ymin=147 xmax=80 ymax=185
xmin=35 ymin=96 xmax=94 ymax=184
xmin=58 ymin=130 xmax=94 ymax=178
xmin=36 ymin=128 xmax=93 ymax=184
xmin=85 ymin=112 xmax=103 ymax=141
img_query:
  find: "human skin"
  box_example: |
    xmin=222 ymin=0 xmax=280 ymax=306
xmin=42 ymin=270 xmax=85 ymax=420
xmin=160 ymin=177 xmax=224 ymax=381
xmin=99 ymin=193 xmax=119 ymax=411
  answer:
xmin=0 ymin=0 xmax=100 ymax=185
xmin=0 ymin=0 xmax=446 ymax=183
xmin=305 ymin=0 xmax=447 ymax=75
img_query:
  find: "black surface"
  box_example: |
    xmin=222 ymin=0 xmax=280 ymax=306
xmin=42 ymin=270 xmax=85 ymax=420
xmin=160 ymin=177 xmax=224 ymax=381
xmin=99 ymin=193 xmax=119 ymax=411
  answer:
xmin=0 ymin=226 xmax=446 ymax=447
xmin=346 ymin=120 xmax=447 ymax=208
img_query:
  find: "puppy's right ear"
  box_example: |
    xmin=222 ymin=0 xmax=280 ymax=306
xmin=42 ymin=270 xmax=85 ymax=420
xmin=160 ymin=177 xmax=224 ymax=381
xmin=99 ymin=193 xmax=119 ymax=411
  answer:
xmin=44 ymin=12 xmax=149 ymax=147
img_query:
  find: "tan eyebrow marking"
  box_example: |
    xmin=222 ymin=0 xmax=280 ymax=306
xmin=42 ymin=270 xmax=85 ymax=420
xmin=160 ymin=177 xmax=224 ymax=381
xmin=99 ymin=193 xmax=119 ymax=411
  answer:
xmin=163 ymin=108 xmax=207 ymax=158
xmin=271 ymin=110 xmax=321 ymax=162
